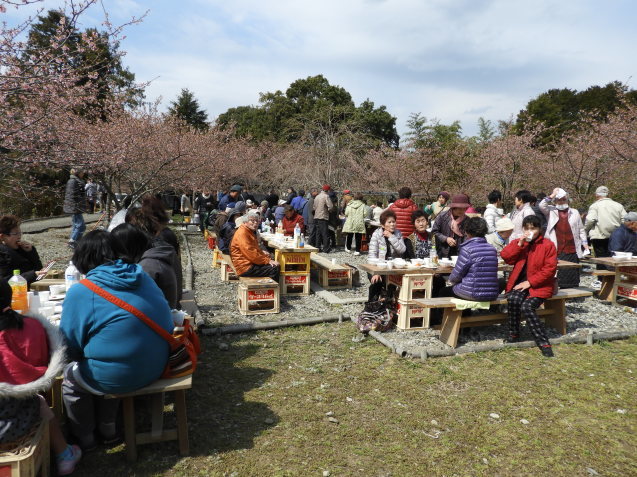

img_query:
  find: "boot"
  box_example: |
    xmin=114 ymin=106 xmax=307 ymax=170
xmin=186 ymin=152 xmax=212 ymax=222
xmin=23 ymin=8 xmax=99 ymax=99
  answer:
xmin=540 ymin=344 xmax=554 ymax=357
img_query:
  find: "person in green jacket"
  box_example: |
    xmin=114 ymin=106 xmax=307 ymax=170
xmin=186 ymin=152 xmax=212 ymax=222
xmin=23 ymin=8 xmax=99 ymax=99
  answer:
xmin=342 ymin=193 xmax=367 ymax=255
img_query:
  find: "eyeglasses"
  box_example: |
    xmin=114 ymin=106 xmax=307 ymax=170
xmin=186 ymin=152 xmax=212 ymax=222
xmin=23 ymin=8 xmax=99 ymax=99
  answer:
xmin=6 ymin=232 xmax=21 ymax=237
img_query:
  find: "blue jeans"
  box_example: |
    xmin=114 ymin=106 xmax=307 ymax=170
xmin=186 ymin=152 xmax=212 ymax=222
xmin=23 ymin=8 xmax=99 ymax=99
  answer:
xmin=70 ymin=213 xmax=86 ymax=242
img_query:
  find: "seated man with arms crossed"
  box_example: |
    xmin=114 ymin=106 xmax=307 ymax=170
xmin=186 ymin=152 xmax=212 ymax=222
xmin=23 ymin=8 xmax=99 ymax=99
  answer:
xmin=231 ymin=211 xmax=280 ymax=281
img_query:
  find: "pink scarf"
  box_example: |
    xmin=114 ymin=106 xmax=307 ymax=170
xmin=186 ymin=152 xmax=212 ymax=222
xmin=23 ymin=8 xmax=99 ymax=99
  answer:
xmin=449 ymin=212 xmax=465 ymax=237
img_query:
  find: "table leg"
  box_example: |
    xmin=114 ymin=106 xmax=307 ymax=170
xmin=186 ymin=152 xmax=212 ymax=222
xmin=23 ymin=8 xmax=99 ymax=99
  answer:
xmin=439 ymin=309 xmax=462 ymax=348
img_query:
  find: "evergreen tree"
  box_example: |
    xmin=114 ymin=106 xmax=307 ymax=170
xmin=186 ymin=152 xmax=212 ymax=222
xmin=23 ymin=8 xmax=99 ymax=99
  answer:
xmin=168 ymin=88 xmax=209 ymax=131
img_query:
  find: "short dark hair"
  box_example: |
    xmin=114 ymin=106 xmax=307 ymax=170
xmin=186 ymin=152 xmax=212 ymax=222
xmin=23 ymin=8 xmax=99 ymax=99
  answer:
xmin=72 ymin=230 xmax=123 ymax=275
xmin=111 ymin=223 xmax=151 ymax=264
xmin=465 ymin=217 xmax=488 ymax=237
xmin=515 ymin=190 xmax=533 ymax=204
xmin=522 ymin=215 xmax=542 ymax=229
xmin=398 ymin=187 xmax=412 ymax=199
xmin=126 ymin=208 xmax=161 ymax=236
xmin=354 ymin=192 xmax=364 ymax=201
xmin=376 ymin=201 xmax=383 ymax=207
xmin=380 ymin=209 xmax=397 ymax=225
xmin=488 ymin=190 xmax=502 ymax=204
xmin=411 ymin=209 xmax=428 ymax=224
xmin=283 ymin=204 xmax=294 ymax=213
xmin=0 ymin=215 xmax=19 ymax=235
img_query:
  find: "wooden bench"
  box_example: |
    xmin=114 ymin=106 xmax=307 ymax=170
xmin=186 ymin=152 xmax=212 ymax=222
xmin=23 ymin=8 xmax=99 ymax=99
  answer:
xmin=592 ymin=270 xmax=616 ymax=301
xmin=220 ymin=253 xmax=239 ymax=281
xmin=105 ymin=375 xmax=192 ymax=462
xmin=310 ymin=254 xmax=352 ymax=289
xmin=412 ymin=288 xmax=593 ymax=348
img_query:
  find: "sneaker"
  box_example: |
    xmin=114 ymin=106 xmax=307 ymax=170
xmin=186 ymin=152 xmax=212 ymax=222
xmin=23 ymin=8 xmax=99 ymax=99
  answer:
xmin=57 ymin=444 xmax=82 ymax=475
xmin=591 ymin=280 xmax=602 ymax=290
xmin=540 ymin=345 xmax=554 ymax=358
xmin=353 ymin=251 xmax=360 ymax=256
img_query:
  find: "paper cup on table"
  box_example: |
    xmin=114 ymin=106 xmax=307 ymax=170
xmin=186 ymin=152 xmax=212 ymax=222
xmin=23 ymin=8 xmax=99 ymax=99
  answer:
xmin=38 ymin=291 xmax=50 ymax=302
xmin=386 ymin=262 xmax=393 ymax=270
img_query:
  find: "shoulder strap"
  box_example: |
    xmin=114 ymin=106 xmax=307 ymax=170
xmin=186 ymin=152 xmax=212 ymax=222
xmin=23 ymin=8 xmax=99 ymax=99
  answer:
xmin=80 ymin=279 xmax=176 ymax=345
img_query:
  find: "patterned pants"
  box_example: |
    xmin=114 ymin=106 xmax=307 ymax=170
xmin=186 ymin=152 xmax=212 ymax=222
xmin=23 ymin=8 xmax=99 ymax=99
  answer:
xmin=507 ymin=289 xmax=549 ymax=346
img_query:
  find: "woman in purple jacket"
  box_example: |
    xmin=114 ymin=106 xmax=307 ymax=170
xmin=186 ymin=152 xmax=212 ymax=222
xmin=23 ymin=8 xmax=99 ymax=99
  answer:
xmin=439 ymin=217 xmax=500 ymax=301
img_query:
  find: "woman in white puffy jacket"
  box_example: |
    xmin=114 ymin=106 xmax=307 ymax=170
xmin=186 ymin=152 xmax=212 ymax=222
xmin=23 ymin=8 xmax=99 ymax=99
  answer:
xmin=367 ymin=209 xmax=406 ymax=300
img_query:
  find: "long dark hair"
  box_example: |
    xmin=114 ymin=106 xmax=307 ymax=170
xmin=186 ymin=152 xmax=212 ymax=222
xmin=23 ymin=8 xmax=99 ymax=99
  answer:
xmin=0 ymin=279 xmax=23 ymax=331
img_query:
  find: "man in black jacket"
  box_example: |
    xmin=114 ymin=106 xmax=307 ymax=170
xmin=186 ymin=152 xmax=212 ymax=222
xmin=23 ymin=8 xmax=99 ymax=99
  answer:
xmin=63 ymin=169 xmax=87 ymax=249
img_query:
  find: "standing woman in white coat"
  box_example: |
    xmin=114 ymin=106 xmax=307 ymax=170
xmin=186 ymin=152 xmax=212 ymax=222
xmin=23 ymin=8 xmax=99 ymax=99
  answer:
xmin=539 ymin=187 xmax=589 ymax=288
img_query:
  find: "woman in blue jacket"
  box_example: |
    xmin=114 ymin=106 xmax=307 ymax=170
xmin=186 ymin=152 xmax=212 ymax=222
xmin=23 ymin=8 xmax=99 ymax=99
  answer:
xmin=60 ymin=230 xmax=173 ymax=450
xmin=438 ymin=217 xmax=500 ymax=301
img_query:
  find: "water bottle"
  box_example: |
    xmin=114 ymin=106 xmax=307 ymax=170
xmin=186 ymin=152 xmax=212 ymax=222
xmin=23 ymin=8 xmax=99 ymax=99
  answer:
xmin=9 ymin=270 xmax=28 ymax=314
xmin=294 ymin=223 xmax=301 ymax=246
xmin=65 ymin=261 xmax=81 ymax=291
xmin=299 ymin=234 xmax=305 ymax=248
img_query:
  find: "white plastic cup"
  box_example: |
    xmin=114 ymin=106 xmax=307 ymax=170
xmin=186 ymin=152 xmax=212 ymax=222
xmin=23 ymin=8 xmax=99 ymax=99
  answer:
xmin=50 ymin=284 xmax=66 ymax=296
xmin=386 ymin=262 xmax=393 ymax=270
xmin=38 ymin=291 xmax=50 ymax=302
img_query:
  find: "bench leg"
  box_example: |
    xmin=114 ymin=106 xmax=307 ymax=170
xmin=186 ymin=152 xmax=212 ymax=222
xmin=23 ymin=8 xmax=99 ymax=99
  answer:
xmin=598 ymin=276 xmax=614 ymax=301
xmin=439 ymin=309 xmax=462 ymax=348
xmin=543 ymin=299 xmax=566 ymax=335
xmin=122 ymin=397 xmax=137 ymax=462
xmin=150 ymin=392 xmax=165 ymax=440
xmin=174 ymin=389 xmax=189 ymax=456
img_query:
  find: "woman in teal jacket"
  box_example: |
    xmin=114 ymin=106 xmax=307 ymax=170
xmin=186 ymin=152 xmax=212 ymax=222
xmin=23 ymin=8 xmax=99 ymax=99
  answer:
xmin=60 ymin=230 xmax=173 ymax=450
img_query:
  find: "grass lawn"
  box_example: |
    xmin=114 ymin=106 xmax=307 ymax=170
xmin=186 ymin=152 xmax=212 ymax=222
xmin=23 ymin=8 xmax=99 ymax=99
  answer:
xmin=76 ymin=325 xmax=637 ymax=476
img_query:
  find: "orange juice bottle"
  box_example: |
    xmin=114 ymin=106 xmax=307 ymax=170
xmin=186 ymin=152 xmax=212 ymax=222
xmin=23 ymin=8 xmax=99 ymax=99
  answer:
xmin=9 ymin=270 xmax=28 ymax=313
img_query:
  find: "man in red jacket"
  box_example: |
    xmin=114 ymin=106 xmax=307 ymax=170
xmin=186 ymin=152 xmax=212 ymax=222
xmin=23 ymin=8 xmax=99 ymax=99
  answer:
xmin=501 ymin=215 xmax=557 ymax=357
xmin=389 ymin=187 xmax=418 ymax=237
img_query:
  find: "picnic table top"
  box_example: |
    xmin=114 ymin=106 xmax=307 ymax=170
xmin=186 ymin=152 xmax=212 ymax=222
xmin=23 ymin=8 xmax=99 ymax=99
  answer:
xmin=359 ymin=259 xmax=580 ymax=276
xmin=261 ymin=234 xmax=319 ymax=252
xmin=586 ymin=256 xmax=637 ymax=268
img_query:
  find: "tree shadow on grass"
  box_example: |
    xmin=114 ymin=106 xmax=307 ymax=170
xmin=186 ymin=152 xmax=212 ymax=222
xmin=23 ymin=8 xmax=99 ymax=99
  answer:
xmin=70 ymin=336 xmax=276 ymax=476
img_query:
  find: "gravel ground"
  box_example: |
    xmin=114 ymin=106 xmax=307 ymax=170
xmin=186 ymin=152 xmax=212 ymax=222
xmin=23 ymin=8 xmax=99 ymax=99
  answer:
xmin=24 ymin=223 xmax=637 ymax=354
xmin=184 ymin=232 xmax=372 ymax=327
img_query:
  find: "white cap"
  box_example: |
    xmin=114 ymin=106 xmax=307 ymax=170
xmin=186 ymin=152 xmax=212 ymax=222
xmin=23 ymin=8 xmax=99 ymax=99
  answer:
xmin=555 ymin=188 xmax=568 ymax=199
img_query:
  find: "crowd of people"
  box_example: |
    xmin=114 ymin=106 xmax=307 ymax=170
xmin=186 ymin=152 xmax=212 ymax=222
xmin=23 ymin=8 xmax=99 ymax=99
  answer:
xmin=1 ymin=175 xmax=636 ymax=473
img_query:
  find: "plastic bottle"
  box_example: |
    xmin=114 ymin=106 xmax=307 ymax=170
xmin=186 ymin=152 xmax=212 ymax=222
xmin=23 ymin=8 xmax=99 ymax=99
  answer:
xmin=9 ymin=270 xmax=28 ymax=313
xmin=299 ymin=234 xmax=305 ymax=248
xmin=65 ymin=261 xmax=81 ymax=291
xmin=294 ymin=223 xmax=301 ymax=246
xmin=430 ymin=237 xmax=438 ymax=265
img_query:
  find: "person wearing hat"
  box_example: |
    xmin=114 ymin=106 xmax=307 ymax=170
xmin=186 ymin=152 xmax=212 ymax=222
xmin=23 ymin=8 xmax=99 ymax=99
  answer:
xmin=231 ymin=210 xmax=280 ymax=281
xmin=485 ymin=217 xmax=514 ymax=256
xmin=274 ymin=199 xmax=287 ymax=224
xmin=585 ymin=186 xmax=627 ymax=268
xmin=509 ymin=190 xmax=536 ymax=241
xmin=339 ymin=189 xmax=353 ymax=216
xmin=424 ymin=191 xmax=450 ymax=222
xmin=609 ymin=212 xmax=637 ymax=255
xmin=259 ymin=200 xmax=272 ymax=222
xmin=218 ymin=184 xmax=243 ymax=212
xmin=431 ymin=193 xmax=471 ymax=259
xmin=313 ymin=185 xmax=335 ymax=253
xmin=539 ymin=188 xmax=589 ymax=288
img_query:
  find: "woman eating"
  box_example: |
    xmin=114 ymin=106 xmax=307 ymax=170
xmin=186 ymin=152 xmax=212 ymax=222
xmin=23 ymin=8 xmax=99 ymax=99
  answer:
xmin=0 ymin=215 xmax=44 ymax=285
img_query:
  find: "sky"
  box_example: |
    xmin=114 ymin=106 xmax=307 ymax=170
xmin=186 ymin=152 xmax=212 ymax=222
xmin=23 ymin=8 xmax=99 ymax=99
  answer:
xmin=5 ymin=0 xmax=637 ymax=139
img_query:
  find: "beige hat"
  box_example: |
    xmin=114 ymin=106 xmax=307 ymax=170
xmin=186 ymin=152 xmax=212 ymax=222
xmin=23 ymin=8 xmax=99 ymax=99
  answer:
xmin=495 ymin=217 xmax=514 ymax=232
xmin=595 ymin=186 xmax=609 ymax=196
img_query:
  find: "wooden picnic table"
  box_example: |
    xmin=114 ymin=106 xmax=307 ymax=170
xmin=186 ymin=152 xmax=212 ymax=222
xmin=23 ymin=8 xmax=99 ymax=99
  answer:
xmin=587 ymin=257 xmax=637 ymax=305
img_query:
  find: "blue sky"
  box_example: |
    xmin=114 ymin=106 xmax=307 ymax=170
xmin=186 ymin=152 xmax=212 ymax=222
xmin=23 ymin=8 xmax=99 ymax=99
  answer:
xmin=5 ymin=0 xmax=637 ymax=138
